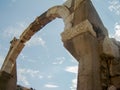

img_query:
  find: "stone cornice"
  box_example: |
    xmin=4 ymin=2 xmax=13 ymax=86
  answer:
xmin=61 ymin=20 xmax=96 ymax=42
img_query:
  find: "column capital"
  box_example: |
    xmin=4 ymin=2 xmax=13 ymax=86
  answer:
xmin=61 ymin=20 xmax=96 ymax=42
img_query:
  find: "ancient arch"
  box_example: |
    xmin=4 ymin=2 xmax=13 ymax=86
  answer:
xmin=0 ymin=5 xmax=72 ymax=90
xmin=1 ymin=5 xmax=71 ymax=74
xmin=1 ymin=0 xmax=120 ymax=90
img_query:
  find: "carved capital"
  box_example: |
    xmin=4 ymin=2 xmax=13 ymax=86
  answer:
xmin=61 ymin=20 xmax=96 ymax=42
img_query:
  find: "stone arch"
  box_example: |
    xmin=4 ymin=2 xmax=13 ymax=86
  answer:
xmin=1 ymin=5 xmax=71 ymax=74
xmin=20 ymin=5 xmax=71 ymax=43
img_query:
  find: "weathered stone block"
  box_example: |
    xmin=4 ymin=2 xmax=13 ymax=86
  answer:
xmin=73 ymin=0 xmax=108 ymax=36
xmin=103 ymin=37 xmax=119 ymax=58
xmin=62 ymin=31 xmax=101 ymax=90
xmin=64 ymin=0 xmax=73 ymax=8
xmin=74 ymin=0 xmax=84 ymax=10
xmin=61 ymin=20 xmax=96 ymax=42
xmin=64 ymin=13 xmax=74 ymax=30
xmin=111 ymin=76 xmax=120 ymax=88
xmin=47 ymin=6 xmax=70 ymax=20
xmin=109 ymin=59 xmax=120 ymax=76
xmin=0 ymin=63 xmax=17 ymax=90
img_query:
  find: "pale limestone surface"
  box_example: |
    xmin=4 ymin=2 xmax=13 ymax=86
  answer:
xmin=63 ymin=0 xmax=72 ymax=8
xmin=74 ymin=0 xmax=84 ymax=10
xmin=47 ymin=5 xmax=72 ymax=30
xmin=64 ymin=13 xmax=74 ymax=30
xmin=103 ymin=36 xmax=119 ymax=58
xmin=61 ymin=20 xmax=96 ymax=41
xmin=62 ymin=31 xmax=101 ymax=90
xmin=47 ymin=6 xmax=70 ymax=20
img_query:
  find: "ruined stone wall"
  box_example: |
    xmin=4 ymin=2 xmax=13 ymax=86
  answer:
xmin=62 ymin=0 xmax=120 ymax=90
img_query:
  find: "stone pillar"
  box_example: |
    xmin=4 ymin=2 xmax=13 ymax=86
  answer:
xmin=61 ymin=20 xmax=102 ymax=90
xmin=6 ymin=62 xmax=17 ymax=90
xmin=102 ymin=37 xmax=120 ymax=89
xmin=0 ymin=62 xmax=17 ymax=90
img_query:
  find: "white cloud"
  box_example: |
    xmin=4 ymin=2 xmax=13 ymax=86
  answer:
xmin=2 ymin=22 xmax=46 ymax=47
xmin=108 ymin=0 xmax=120 ymax=15
xmin=17 ymin=68 xmax=44 ymax=86
xmin=3 ymin=22 xmax=27 ymax=39
xmin=112 ymin=22 xmax=120 ymax=41
xmin=44 ymin=84 xmax=59 ymax=88
xmin=19 ymin=53 xmax=27 ymax=60
xmin=65 ymin=66 xmax=78 ymax=74
xmin=26 ymin=35 xmax=46 ymax=47
xmin=47 ymin=75 xmax=52 ymax=79
xmin=70 ymin=78 xmax=77 ymax=90
xmin=17 ymin=69 xmax=30 ymax=86
xmin=65 ymin=66 xmax=78 ymax=90
xmin=26 ymin=69 xmax=41 ymax=77
xmin=52 ymin=57 xmax=65 ymax=65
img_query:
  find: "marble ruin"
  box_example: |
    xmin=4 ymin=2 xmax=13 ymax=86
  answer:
xmin=0 ymin=0 xmax=120 ymax=90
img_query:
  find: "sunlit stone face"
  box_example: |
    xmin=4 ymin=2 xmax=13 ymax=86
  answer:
xmin=74 ymin=0 xmax=84 ymax=9
xmin=63 ymin=0 xmax=73 ymax=8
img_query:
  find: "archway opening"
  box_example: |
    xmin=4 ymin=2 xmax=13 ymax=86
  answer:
xmin=17 ymin=18 xmax=78 ymax=90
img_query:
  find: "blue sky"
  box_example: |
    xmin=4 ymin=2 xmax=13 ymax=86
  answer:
xmin=0 ymin=0 xmax=120 ymax=90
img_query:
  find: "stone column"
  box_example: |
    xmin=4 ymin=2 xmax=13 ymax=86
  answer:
xmin=61 ymin=20 xmax=102 ymax=90
xmin=0 ymin=62 xmax=17 ymax=90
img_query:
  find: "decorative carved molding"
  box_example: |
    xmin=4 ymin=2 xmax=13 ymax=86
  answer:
xmin=61 ymin=20 xmax=96 ymax=42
